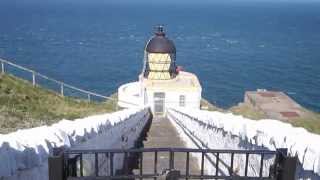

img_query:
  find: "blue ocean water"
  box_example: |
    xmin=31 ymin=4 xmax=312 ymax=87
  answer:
xmin=0 ymin=1 xmax=319 ymax=112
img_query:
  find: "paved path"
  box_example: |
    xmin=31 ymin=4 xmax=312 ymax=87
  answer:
xmin=134 ymin=117 xmax=200 ymax=178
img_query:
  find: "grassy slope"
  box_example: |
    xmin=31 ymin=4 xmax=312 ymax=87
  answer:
xmin=201 ymin=98 xmax=225 ymax=112
xmin=290 ymin=111 xmax=320 ymax=134
xmin=229 ymin=103 xmax=320 ymax=134
xmin=0 ymin=74 xmax=116 ymax=134
xmin=202 ymin=99 xmax=320 ymax=134
xmin=229 ymin=103 xmax=268 ymax=120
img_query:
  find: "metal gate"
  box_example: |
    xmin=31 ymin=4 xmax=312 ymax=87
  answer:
xmin=48 ymin=147 xmax=297 ymax=180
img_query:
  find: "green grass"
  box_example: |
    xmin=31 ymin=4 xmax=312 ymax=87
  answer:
xmin=201 ymin=99 xmax=266 ymax=119
xmin=200 ymin=98 xmax=225 ymax=112
xmin=229 ymin=103 xmax=320 ymax=134
xmin=0 ymin=74 xmax=117 ymax=134
xmin=229 ymin=103 xmax=268 ymax=120
xmin=291 ymin=111 xmax=320 ymax=134
xmin=203 ymin=99 xmax=320 ymax=134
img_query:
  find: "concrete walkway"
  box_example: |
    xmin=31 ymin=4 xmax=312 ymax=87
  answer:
xmin=135 ymin=117 xmax=200 ymax=178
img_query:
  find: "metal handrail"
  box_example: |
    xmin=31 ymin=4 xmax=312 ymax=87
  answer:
xmin=0 ymin=58 xmax=139 ymax=106
xmin=67 ymin=147 xmax=277 ymax=154
xmin=0 ymin=58 xmax=112 ymax=99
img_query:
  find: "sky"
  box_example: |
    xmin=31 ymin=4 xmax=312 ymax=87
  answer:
xmin=4 ymin=0 xmax=320 ymax=4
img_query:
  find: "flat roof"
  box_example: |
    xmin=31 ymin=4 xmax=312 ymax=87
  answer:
xmin=245 ymin=90 xmax=304 ymax=120
xmin=141 ymin=71 xmax=202 ymax=92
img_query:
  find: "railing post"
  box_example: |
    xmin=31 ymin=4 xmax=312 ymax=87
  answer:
xmin=60 ymin=83 xmax=64 ymax=97
xmin=48 ymin=147 xmax=65 ymax=180
xmin=32 ymin=71 xmax=36 ymax=86
xmin=88 ymin=94 xmax=91 ymax=102
xmin=114 ymin=99 xmax=118 ymax=111
xmin=1 ymin=60 xmax=4 ymax=74
xmin=273 ymin=148 xmax=298 ymax=180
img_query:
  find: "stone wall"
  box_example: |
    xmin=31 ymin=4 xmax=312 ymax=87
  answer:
xmin=0 ymin=108 xmax=151 ymax=180
xmin=168 ymin=108 xmax=320 ymax=179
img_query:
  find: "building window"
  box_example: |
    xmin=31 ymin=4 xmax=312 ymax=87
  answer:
xmin=179 ymin=95 xmax=186 ymax=107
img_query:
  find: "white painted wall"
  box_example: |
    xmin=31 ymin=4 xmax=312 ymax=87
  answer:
xmin=118 ymin=81 xmax=201 ymax=115
xmin=145 ymin=89 xmax=201 ymax=115
xmin=117 ymin=82 xmax=144 ymax=108
xmin=0 ymin=108 xmax=150 ymax=180
xmin=167 ymin=108 xmax=320 ymax=179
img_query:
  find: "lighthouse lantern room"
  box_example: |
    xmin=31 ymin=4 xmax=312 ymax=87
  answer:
xmin=143 ymin=26 xmax=177 ymax=80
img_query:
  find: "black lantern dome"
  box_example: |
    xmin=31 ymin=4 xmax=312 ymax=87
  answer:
xmin=146 ymin=26 xmax=176 ymax=53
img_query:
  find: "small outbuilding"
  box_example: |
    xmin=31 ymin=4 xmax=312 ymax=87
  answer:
xmin=244 ymin=89 xmax=305 ymax=120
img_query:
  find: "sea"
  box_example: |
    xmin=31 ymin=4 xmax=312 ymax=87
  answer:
xmin=0 ymin=0 xmax=319 ymax=112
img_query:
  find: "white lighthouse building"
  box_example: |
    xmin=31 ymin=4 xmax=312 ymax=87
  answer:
xmin=118 ymin=26 xmax=202 ymax=116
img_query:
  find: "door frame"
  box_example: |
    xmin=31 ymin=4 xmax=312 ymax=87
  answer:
xmin=153 ymin=92 xmax=165 ymax=116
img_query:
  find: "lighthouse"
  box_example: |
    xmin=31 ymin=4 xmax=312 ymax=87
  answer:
xmin=118 ymin=26 xmax=202 ymax=116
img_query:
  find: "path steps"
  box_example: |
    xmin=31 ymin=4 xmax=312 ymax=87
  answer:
xmin=133 ymin=117 xmax=200 ymax=178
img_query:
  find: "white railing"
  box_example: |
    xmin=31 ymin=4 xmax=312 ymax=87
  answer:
xmin=0 ymin=58 xmax=114 ymax=102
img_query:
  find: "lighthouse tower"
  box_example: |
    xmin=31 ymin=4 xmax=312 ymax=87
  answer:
xmin=118 ymin=26 xmax=202 ymax=116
